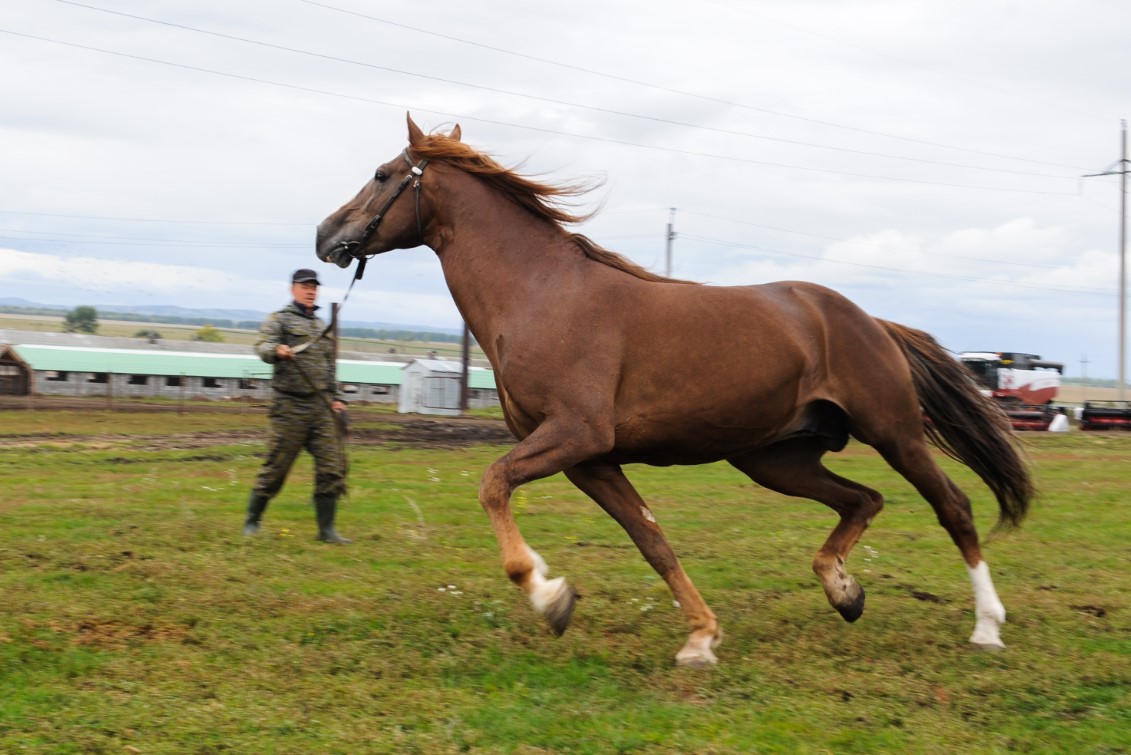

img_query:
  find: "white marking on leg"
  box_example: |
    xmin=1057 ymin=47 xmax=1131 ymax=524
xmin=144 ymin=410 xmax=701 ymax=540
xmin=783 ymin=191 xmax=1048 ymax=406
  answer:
xmin=523 ymin=545 xmax=568 ymax=615
xmin=967 ymin=560 xmax=1006 ymax=648
xmin=525 ymin=544 xmax=549 ymax=578
xmin=640 ymin=506 xmax=656 ymax=523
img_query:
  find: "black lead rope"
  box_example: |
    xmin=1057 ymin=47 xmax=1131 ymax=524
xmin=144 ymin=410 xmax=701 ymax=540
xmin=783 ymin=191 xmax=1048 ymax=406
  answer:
xmin=281 ymin=151 xmax=431 ymax=493
xmin=291 ymin=255 xmax=367 ymax=356
xmin=296 ymin=150 xmax=428 ymax=355
xmin=333 ymin=151 xmax=429 ymax=263
xmin=284 ymin=260 xmax=369 ymax=491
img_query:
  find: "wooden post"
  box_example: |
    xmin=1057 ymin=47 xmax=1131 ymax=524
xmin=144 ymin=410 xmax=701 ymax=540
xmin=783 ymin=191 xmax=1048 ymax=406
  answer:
xmin=332 ymin=303 xmax=340 ymax=354
xmin=460 ymin=321 xmax=470 ymax=414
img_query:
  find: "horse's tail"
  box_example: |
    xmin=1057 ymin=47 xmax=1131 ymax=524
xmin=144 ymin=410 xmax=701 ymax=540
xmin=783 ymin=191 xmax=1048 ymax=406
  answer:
xmin=879 ymin=319 xmax=1032 ymax=529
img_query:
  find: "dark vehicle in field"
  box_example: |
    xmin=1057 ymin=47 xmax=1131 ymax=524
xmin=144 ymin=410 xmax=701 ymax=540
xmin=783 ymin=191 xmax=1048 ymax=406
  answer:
xmin=1079 ymin=400 xmax=1131 ymax=431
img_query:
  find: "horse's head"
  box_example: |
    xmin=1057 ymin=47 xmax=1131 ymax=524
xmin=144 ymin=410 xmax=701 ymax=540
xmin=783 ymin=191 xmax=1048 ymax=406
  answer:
xmin=316 ymin=113 xmax=461 ymax=268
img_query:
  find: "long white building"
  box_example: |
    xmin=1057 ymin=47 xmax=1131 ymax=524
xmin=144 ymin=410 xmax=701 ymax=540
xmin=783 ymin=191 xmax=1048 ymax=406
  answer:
xmin=0 ymin=337 xmax=498 ymax=412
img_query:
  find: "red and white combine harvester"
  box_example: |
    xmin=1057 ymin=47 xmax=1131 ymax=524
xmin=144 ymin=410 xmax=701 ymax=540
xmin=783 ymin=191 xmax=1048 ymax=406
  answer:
xmin=959 ymin=352 xmax=1064 ymax=430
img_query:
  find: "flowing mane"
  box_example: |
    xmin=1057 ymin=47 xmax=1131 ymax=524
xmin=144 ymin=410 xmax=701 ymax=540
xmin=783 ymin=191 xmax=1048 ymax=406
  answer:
xmin=409 ymin=131 xmax=694 ymax=284
xmin=570 ymin=234 xmax=694 ymax=284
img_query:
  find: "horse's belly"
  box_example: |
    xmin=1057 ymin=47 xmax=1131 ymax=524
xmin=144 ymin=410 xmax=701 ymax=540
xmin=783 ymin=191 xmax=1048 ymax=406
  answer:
xmin=606 ymin=410 xmax=802 ymax=466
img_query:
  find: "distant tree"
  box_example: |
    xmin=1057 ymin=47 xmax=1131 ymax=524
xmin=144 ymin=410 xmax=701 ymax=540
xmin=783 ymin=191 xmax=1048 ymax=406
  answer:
xmin=134 ymin=329 xmax=162 ymax=342
xmin=62 ymin=306 xmax=99 ymax=334
xmin=192 ymin=324 xmax=224 ymax=343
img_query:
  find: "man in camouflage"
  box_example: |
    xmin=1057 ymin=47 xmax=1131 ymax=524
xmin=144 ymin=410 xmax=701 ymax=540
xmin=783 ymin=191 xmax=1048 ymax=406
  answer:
xmin=243 ymin=268 xmax=351 ymax=544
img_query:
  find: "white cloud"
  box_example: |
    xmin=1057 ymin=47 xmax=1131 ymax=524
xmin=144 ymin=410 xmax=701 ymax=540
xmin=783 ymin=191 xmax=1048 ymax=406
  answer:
xmin=0 ymin=247 xmax=258 ymax=297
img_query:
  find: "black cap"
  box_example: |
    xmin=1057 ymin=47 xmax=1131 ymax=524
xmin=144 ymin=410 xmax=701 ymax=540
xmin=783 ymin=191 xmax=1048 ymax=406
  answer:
xmin=292 ymin=268 xmax=321 ymax=285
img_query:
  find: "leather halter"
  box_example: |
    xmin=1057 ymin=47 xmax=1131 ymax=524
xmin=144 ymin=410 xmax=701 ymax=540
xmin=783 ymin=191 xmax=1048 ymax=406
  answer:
xmin=295 ymin=151 xmax=429 ymax=354
xmin=332 ymin=149 xmax=430 ymax=266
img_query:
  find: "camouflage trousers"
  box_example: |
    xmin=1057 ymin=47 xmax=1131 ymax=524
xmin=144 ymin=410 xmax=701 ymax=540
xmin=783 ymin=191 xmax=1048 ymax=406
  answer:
xmin=253 ymin=393 xmax=347 ymax=499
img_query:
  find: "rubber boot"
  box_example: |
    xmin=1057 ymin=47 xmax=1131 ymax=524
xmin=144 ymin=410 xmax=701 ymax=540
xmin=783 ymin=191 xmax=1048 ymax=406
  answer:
xmin=314 ymin=494 xmax=351 ymax=544
xmin=244 ymin=492 xmax=270 ymax=536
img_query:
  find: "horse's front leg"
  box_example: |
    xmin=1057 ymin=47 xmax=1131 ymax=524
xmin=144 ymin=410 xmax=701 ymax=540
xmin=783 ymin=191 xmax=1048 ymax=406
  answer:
xmin=565 ymin=463 xmax=721 ymax=667
xmin=479 ymin=422 xmax=611 ymax=635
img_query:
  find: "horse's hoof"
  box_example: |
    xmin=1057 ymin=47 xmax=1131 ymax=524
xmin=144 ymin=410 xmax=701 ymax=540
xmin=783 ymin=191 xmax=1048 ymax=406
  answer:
xmin=675 ymin=647 xmax=718 ymax=668
xmin=969 ymin=617 xmax=1005 ymax=649
xmin=835 ymin=584 xmax=866 ymax=623
xmin=538 ymin=578 xmax=578 ymax=636
xmin=675 ymin=631 xmax=720 ymax=667
xmin=970 ymin=630 xmax=1006 ymax=651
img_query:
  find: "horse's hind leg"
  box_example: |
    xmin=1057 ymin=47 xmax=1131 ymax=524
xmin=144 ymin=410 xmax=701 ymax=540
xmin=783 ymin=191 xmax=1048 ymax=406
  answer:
xmin=874 ymin=440 xmax=1006 ymax=649
xmin=728 ymin=438 xmax=884 ymax=623
xmin=565 ymin=463 xmax=721 ymax=667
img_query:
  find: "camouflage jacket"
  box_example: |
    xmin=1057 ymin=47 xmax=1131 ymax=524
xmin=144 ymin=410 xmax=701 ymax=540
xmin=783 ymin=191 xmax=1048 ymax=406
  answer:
xmin=254 ymin=302 xmax=339 ymax=400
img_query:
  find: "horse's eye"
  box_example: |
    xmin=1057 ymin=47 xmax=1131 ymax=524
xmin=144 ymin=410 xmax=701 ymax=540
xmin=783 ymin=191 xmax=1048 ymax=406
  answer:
xmin=374 ymin=170 xmax=388 ymax=183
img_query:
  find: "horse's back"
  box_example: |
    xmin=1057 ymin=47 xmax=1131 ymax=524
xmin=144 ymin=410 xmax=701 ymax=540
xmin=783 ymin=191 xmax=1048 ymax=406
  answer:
xmin=580 ymin=278 xmax=918 ymax=460
xmin=616 ymin=278 xmax=901 ymax=385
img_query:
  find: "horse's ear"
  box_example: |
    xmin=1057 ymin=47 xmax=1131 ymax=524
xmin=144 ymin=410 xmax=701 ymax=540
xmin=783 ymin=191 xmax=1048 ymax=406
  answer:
xmin=407 ymin=113 xmax=425 ymax=146
xmin=450 ymin=124 xmax=462 ymax=142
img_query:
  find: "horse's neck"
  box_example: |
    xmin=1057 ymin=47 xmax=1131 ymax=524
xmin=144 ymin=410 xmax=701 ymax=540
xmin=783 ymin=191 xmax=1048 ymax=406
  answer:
xmin=429 ymin=175 xmax=579 ymax=349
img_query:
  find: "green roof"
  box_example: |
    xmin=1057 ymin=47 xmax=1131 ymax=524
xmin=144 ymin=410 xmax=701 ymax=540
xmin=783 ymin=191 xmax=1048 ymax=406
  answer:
xmin=9 ymin=344 xmax=269 ymax=379
xmin=337 ymin=360 xmax=406 ymax=385
xmin=5 ymin=344 xmax=496 ymax=389
xmin=467 ymin=369 xmax=495 ymax=390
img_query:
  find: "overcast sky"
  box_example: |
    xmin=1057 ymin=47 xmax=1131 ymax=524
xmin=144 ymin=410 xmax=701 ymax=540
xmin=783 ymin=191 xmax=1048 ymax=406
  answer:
xmin=2 ymin=0 xmax=1128 ymax=378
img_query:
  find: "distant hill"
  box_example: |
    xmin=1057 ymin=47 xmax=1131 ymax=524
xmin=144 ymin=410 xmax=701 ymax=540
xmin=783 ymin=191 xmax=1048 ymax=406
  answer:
xmin=0 ymin=298 xmax=68 ymax=312
xmin=0 ymin=297 xmax=464 ymax=338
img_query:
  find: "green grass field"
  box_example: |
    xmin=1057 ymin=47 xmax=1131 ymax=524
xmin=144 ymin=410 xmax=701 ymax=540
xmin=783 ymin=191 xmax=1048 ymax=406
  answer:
xmin=1 ymin=408 xmax=1129 ymax=753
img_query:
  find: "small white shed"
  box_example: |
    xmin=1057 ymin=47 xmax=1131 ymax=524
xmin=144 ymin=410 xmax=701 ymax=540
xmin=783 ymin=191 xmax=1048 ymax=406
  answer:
xmin=398 ymin=359 xmax=463 ymax=415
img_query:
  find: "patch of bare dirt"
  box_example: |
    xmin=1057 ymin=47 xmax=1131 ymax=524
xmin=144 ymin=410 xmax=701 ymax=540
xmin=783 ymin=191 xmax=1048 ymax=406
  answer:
xmin=52 ymin=619 xmax=190 ymax=648
xmin=354 ymin=417 xmax=514 ymax=448
xmin=2 ymin=407 xmax=514 ymax=450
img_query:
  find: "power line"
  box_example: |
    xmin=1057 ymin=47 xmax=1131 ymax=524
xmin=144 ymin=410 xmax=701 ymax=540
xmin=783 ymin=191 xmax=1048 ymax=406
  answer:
xmin=0 ymin=233 xmax=305 ymax=249
xmin=0 ymin=209 xmax=310 ymax=226
xmin=706 ymin=0 xmax=1108 ymax=123
xmin=6 ymin=210 xmax=1095 ymax=276
xmin=677 ymin=209 xmax=1112 ymax=274
xmin=53 ymin=0 xmax=1076 ymax=180
xmin=298 ymin=0 xmax=1092 ymax=171
xmin=680 ymin=233 xmax=1115 ymax=297
xmin=0 ymin=28 xmax=1083 ymax=198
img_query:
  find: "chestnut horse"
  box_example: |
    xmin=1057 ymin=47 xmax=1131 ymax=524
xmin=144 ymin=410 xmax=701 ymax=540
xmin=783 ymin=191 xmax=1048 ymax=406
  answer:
xmin=316 ymin=115 xmax=1031 ymax=666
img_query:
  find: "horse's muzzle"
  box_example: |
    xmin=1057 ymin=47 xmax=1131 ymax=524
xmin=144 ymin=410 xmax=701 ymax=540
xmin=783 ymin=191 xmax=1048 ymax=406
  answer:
xmin=317 ymin=238 xmax=359 ymax=268
xmin=330 ymin=241 xmax=359 ymax=268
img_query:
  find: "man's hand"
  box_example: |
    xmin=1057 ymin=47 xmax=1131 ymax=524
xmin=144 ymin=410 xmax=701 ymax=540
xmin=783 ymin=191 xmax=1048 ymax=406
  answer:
xmin=275 ymin=344 xmax=294 ymax=360
xmin=332 ymin=400 xmax=346 ymax=412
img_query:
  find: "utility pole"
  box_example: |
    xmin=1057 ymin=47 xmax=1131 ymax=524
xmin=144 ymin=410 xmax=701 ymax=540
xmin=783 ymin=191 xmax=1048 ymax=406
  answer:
xmin=665 ymin=208 xmax=677 ymax=278
xmin=1080 ymin=353 xmax=1089 ymax=404
xmin=459 ymin=321 xmax=470 ymax=415
xmin=1083 ymin=120 xmax=1129 ymax=401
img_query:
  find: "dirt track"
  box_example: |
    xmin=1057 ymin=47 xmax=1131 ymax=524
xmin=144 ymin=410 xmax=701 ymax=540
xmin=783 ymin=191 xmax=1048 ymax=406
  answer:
xmin=353 ymin=416 xmax=515 ymax=448
xmin=0 ymin=396 xmax=515 ymax=449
